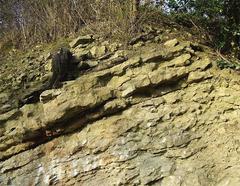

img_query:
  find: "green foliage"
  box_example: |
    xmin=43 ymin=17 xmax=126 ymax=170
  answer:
xmin=217 ymin=60 xmax=240 ymax=70
xmin=167 ymin=0 xmax=240 ymax=54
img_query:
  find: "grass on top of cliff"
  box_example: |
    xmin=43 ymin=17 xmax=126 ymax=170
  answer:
xmin=0 ymin=2 xmax=195 ymax=57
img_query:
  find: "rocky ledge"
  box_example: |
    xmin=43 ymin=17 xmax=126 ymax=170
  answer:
xmin=1 ymin=29 xmax=240 ymax=185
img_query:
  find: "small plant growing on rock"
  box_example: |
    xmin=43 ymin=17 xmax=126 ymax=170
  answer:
xmin=216 ymin=59 xmax=240 ymax=70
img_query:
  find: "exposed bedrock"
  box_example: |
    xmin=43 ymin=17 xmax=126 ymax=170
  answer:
xmin=1 ymin=32 xmax=240 ymax=186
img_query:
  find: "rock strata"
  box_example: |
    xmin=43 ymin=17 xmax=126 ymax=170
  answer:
xmin=1 ymin=30 xmax=240 ymax=186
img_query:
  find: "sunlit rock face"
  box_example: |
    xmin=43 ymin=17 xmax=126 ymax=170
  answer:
xmin=1 ymin=28 xmax=240 ymax=186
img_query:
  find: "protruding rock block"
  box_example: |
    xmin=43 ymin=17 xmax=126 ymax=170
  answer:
xmin=69 ymin=35 xmax=94 ymax=48
xmin=164 ymin=38 xmax=179 ymax=48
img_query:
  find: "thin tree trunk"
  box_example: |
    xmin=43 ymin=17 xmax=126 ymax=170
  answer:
xmin=131 ymin=0 xmax=140 ymax=31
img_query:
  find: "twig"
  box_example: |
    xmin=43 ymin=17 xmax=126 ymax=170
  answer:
xmin=216 ymin=49 xmax=232 ymax=63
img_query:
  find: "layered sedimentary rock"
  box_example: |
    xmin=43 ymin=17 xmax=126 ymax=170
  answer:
xmin=1 ymin=30 xmax=240 ymax=185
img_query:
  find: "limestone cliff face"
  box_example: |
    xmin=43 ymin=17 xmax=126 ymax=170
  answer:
xmin=1 ymin=29 xmax=240 ymax=186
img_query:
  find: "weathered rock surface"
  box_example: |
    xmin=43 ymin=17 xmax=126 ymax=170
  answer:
xmin=1 ymin=30 xmax=240 ymax=186
xmin=69 ymin=35 xmax=94 ymax=48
